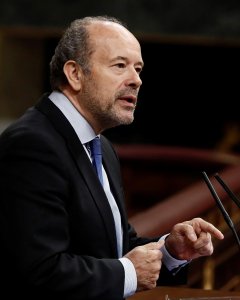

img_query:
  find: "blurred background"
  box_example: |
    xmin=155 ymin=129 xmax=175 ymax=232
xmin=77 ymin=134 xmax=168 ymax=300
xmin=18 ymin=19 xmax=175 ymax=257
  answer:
xmin=1 ymin=0 xmax=240 ymax=293
xmin=1 ymin=0 xmax=240 ymax=150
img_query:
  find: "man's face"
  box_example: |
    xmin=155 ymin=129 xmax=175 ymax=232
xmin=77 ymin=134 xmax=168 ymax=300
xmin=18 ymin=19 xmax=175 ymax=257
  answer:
xmin=79 ymin=22 xmax=143 ymax=133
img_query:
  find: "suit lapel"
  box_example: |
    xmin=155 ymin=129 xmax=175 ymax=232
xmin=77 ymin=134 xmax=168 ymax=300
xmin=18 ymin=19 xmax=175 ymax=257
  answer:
xmin=35 ymin=95 xmax=119 ymax=257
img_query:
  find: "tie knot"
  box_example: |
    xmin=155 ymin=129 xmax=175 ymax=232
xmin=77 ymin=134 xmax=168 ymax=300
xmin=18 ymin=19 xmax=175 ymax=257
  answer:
xmin=89 ymin=137 xmax=101 ymax=156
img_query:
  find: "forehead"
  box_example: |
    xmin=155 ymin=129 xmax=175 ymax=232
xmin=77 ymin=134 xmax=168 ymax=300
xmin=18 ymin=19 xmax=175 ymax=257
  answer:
xmin=87 ymin=21 xmax=143 ymax=63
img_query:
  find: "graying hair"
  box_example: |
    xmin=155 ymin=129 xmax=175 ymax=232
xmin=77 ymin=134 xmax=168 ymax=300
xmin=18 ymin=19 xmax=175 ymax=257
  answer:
xmin=49 ymin=16 xmax=126 ymax=90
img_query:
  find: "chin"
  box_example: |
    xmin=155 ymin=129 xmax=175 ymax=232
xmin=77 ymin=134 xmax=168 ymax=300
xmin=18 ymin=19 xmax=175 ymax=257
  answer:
xmin=110 ymin=110 xmax=134 ymax=126
xmin=120 ymin=116 xmax=134 ymax=125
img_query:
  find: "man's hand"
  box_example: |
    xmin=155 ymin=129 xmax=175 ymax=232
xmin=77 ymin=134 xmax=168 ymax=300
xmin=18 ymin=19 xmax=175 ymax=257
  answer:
xmin=165 ymin=217 xmax=224 ymax=261
xmin=124 ymin=240 xmax=164 ymax=291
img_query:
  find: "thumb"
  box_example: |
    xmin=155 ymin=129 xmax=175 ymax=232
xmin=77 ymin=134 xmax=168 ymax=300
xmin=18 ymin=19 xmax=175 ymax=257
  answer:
xmin=145 ymin=240 xmax=165 ymax=250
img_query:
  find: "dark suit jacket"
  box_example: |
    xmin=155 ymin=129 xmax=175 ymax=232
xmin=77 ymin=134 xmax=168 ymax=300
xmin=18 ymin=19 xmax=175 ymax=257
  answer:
xmin=0 ymin=94 xmax=187 ymax=300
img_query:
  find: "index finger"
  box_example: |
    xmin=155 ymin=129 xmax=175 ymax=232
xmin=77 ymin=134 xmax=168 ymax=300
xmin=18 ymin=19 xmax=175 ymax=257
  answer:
xmin=189 ymin=218 xmax=224 ymax=240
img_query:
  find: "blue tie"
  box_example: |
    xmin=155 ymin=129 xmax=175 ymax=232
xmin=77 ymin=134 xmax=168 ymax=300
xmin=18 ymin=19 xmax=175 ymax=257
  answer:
xmin=89 ymin=137 xmax=103 ymax=185
xmin=87 ymin=137 xmax=123 ymax=256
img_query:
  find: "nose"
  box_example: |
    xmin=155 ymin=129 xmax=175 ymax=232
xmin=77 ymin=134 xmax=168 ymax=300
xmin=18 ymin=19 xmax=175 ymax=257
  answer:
xmin=125 ymin=68 xmax=142 ymax=89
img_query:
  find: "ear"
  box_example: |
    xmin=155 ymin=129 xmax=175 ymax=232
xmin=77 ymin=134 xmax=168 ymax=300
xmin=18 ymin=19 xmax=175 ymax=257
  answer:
xmin=63 ymin=60 xmax=82 ymax=92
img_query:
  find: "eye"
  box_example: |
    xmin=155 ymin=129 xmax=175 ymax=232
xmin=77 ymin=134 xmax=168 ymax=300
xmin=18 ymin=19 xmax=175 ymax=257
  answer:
xmin=135 ymin=66 xmax=142 ymax=74
xmin=115 ymin=63 xmax=126 ymax=69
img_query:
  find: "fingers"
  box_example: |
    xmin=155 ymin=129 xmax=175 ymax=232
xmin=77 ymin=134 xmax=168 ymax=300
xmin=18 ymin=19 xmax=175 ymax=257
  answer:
xmin=191 ymin=231 xmax=214 ymax=256
xmin=173 ymin=222 xmax=198 ymax=242
xmin=144 ymin=240 xmax=165 ymax=251
xmin=198 ymin=218 xmax=224 ymax=240
xmin=166 ymin=218 xmax=223 ymax=260
xmin=186 ymin=218 xmax=224 ymax=240
xmin=144 ymin=241 xmax=164 ymax=263
xmin=193 ymin=231 xmax=211 ymax=248
xmin=125 ymin=241 xmax=164 ymax=291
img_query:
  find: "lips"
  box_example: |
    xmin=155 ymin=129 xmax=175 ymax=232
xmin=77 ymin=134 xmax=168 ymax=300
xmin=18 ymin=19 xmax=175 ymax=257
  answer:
xmin=118 ymin=95 xmax=137 ymax=107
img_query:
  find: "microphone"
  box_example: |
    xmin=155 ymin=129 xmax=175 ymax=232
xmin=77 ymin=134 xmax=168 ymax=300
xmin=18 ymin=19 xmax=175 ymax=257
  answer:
xmin=202 ymin=171 xmax=240 ymax=250
xmin=214 ymin=173 xmax=240 ymax=209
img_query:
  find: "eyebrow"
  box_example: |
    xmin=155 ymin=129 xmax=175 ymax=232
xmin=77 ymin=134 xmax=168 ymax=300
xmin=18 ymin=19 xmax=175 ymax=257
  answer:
xmin=110 ymin=56 xmax=144 ymax=68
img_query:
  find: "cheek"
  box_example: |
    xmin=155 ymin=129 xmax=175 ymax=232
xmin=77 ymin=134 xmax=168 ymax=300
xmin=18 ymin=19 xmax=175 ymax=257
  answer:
xmin=89 ymin=71 xmax=122 ymax=99
xmin=96 ymin=69 xmax=122 ymax=88
xmin=97 ymin=83 xmax=118 ymax=100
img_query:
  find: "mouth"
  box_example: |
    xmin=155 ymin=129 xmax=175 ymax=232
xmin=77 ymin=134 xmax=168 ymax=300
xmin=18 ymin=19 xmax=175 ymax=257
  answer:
xmin=118 ymin=95 xmax=137 ymax=108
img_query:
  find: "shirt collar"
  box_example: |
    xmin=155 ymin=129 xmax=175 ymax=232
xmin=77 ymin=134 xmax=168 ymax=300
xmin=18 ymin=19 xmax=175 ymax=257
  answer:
xmin=48 ymin=91 xmax=97 ymax=144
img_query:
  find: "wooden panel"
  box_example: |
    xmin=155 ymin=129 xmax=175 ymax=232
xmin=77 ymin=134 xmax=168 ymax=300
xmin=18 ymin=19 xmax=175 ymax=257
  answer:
xmin=128 ymin=286 xmax=240 ymax=300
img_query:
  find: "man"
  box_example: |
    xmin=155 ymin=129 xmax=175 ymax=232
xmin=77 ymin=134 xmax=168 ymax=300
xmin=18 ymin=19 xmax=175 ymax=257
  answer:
xmin=0 ymin=16 xmax=223 ymax=300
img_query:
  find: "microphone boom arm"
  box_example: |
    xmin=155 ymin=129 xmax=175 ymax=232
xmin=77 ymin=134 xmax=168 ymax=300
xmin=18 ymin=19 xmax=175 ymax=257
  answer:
xmin=202 ymin=171 xmax=240 ymax=251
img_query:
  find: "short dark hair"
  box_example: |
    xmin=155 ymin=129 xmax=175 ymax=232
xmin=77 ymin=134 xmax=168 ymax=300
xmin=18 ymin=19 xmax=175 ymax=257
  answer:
xmin=49 ymin=16 xmax=126 ymax=90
